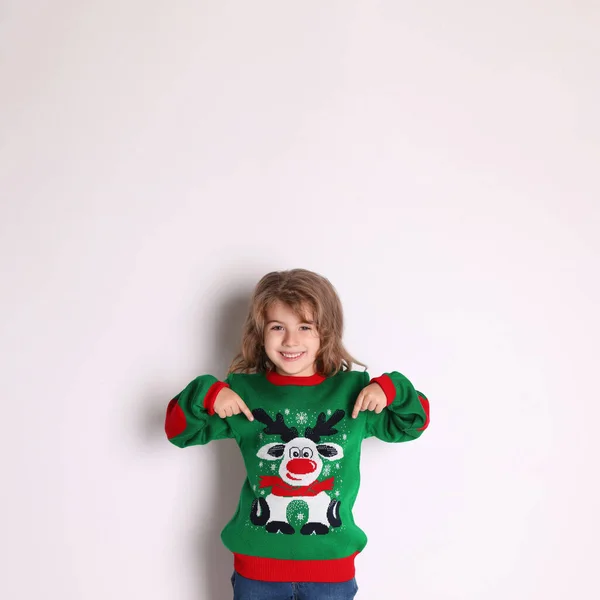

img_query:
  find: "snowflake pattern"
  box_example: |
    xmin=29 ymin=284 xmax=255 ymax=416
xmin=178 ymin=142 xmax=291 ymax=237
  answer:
xmin=322 ymin=464 xmax=332 ymax=476
xmin=270 ymin=464 xmax=277 ymax=472
xmin=336 ymin=464 xmax=340 ymax=470
xmin=259 ymin=462 xmax=263 ymax=468
xmin=297 ymin=513 xmax=305 ymax=521
xmin=296 ymin=411 xmax=308 ymax=425
xmin=284 ymin=408 xmax=290 ymax=415
xmin=327 ymin=409 xmax=332 ymax=416
xmin=343 ymin=434 xmax=347 ymax=440
xmin=335 ymin=490 xmax=341 ymax=497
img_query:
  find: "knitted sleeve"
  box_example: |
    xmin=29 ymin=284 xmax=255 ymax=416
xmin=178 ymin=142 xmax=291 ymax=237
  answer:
xmin=165 ymin=374 xmax=235 ymax=447
xmin=364 ymin=371 xmax=430 ymax=443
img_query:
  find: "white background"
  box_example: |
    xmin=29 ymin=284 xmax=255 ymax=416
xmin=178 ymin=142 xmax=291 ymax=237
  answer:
xmin=1 ymin=1 xmax=598 ymax=598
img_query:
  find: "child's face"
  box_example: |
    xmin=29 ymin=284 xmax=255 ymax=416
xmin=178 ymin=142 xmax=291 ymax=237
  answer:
xmin=263 ymin=301 xmax=320 ymax=377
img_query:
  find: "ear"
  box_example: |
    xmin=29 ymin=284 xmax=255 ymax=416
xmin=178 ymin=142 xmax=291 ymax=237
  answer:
xmin=316 ymin=443 xmax=344 ymax=460
xmin=257 ymin=443 xmax=286 ymax=460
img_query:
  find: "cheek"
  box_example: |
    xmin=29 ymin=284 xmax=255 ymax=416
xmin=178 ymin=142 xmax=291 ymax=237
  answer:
xmin=309 ymin=336 xmax=321 ymax=353
xmin=263 ymin=335 xmax=281 ymax=358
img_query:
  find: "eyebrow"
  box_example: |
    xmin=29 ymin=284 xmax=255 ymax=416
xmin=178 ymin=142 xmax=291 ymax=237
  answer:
xmin=266 ymin=319 xmax=315 ymax=325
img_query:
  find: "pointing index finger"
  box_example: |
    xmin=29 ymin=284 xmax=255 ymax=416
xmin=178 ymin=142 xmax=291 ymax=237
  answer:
xmin=352 ymin=390 xmax=365 ymax=419
xmin=238 ymin=398 xmax=254 ymax=421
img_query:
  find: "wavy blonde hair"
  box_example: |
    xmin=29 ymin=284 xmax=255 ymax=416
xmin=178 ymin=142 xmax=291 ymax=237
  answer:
xmin=229 ymin=269 xmax=365 ymax=376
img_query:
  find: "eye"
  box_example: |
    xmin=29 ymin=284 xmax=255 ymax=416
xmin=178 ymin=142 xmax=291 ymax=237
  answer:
xmin=300 ymin=326 xmax=312 ymax=331
xmin=271 ymin=325 xmax=283 ymax=331
xmin=301 ymin=447 xmax=313 ymax=458
xmin=289 ymin=447 xmax=300 ymax=459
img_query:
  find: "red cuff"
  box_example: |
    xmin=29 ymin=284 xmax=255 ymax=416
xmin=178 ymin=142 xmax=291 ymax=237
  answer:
xmin=369 ymin=374 xmax=396 ymax=406
xmin=204 ymin=381 xmax=230 ymax=415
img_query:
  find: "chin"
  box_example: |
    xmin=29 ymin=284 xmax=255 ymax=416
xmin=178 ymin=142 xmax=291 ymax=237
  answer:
xmin=277 ymin=362 xmax=310 ymax=375
xmin=279 ymin=365 xmax=303 ymax=375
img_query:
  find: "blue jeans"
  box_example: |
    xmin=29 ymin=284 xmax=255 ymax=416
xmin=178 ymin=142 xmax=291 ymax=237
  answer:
xmin=231 ymin=571 xmax=359 ymax=600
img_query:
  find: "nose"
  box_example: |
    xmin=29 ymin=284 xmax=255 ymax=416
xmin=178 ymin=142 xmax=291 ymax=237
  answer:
xmin=287 ymin=459 xmax=317 ymax=475
xmin=283 ymin=330 xmax=298 ymax=347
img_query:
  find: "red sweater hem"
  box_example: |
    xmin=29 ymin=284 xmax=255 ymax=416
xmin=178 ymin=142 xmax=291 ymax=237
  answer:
xmin=233 ymin=551 xmax=359 ymax=582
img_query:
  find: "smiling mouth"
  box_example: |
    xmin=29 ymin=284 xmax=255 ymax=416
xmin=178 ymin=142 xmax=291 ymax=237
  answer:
xmin=279 ymin=351 xmax=306 ymax=361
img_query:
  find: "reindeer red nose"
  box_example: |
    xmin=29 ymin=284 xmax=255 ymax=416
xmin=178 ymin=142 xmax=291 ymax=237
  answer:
xmin=287 ymin=458 xmax=317 ymax=475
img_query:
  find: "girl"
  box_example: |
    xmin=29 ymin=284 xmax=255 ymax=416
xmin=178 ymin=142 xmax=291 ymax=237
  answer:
xmin=165 ymin=269 xmax=430 ymax=600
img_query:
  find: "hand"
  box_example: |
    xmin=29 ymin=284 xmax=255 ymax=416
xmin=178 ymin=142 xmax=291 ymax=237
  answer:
xmin=352 ymin=383 xmax=386 ymax=418
xmin=214 ymin=387 xmax=254 ymax=421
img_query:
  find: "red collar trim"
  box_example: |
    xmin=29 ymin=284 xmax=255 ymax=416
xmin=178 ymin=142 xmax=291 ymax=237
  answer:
xmin=265 ymin=370 xmax=326 ymax=386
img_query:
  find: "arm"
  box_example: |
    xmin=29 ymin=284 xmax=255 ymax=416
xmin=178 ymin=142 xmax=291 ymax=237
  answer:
xmin=364 ymin=371 xmax=430 ymax=443
xmin=165 ymin=374 xmax=234 ymax=448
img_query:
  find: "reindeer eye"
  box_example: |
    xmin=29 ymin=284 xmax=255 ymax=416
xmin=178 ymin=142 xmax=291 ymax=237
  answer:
xmin=301 ymin=447 xmax=313 ymax=459
xmin=289 ymin=447 xmax=300 ymax=459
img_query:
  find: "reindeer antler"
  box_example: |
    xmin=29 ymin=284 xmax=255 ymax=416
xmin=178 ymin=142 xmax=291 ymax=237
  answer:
xmin=305 ymin=409 xmax=345 ymax=443
xmin=252 ymin=408 xmax=298 ymax=443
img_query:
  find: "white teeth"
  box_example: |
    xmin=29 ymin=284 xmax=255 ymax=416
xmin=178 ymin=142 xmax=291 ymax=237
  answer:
xmin=281 ymin=352 xmax=303 ymax=358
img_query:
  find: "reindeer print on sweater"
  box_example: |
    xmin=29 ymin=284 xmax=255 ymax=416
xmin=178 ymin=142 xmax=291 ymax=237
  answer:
xmin=250 ymin=408 xmax=345 ymax=535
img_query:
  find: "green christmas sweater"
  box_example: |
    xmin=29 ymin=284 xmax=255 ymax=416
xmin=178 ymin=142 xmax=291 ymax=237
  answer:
xmin=165 ymin=369 xmax=430 ymax=583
